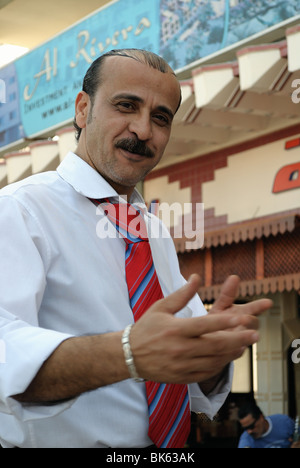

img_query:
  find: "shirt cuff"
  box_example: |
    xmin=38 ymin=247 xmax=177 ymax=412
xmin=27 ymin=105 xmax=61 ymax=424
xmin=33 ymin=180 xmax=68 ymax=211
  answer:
xmin=0 ymin=320 xmax=74 ymax=422
xmin=188 ymin=362 xmax=234 ymax=420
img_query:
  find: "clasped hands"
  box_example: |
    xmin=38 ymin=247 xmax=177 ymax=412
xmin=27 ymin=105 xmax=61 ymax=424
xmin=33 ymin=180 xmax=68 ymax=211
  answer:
xmin=130 ymin=274 xmax=272 ymax=385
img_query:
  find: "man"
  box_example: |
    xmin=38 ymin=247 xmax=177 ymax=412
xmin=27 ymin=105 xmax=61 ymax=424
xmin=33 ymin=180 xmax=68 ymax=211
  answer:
xmin=238 ymin=402 xmax=298 ymax=448
xmin=0 ymin=49 xmax=271 ymax=448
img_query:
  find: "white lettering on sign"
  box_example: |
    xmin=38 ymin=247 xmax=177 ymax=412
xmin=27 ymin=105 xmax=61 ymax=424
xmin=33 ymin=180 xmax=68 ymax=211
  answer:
xmin=24 ymin=48 xmax=58 ymax=102
xmin=69 ymin=18 xmax=151 ymax=69
xmin=23 ymin=17 xmax=151 ymax=102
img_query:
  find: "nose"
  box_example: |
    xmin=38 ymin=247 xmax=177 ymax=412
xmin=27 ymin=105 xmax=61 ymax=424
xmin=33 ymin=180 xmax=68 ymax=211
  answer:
xmin=128 ymin=113 xmax=152 ymax=141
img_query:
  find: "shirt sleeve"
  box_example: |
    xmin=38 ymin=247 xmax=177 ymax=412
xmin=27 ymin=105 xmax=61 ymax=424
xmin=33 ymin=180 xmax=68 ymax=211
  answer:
xmin=0 ymin=195 xmax=73 ymax=421
xmin=238 ymin=431 xmax=254 ymax=448
xmin=188 ymin=363 xmax=234 ymax=418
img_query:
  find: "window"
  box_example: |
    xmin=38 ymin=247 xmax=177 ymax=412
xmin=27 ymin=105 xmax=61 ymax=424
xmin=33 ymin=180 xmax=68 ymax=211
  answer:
xmin=9 ymin=110 xmax=17 ymax=120
xmin=9 ymin=92 xmax=16 ymax=102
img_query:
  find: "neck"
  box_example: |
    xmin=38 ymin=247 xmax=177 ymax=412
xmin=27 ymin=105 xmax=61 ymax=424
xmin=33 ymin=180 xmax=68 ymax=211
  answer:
xmin=105 ymin=180 xmax=135 ymax=199
xmin=75 ymin=146 xmax=136 ymax=199
xmin=262 ymin=418 xmax=269 ymax=435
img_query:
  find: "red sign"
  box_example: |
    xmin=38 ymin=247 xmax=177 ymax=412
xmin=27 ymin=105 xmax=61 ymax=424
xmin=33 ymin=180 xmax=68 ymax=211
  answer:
xmin=273 ymin=162 xmax=300 ymax=193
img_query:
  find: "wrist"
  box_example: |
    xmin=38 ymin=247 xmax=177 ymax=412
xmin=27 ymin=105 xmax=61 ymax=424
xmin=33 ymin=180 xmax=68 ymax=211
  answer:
xmin=199 ymin=364 xmax=229 ymax=395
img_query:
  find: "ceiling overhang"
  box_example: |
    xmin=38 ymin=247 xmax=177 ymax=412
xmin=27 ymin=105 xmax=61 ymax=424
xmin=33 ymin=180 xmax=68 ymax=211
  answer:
xmin=161 ymin=25 xmax=300 ymax=169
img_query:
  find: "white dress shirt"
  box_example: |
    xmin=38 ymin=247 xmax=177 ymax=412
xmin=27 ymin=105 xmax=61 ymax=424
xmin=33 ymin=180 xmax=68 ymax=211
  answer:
xmin=0 ymin=152 xmax=232 ymax=448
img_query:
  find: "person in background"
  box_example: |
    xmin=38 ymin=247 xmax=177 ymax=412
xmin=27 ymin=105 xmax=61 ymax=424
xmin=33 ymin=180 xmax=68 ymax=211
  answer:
xmin=238 ymin=401 xmax=299 ymax=448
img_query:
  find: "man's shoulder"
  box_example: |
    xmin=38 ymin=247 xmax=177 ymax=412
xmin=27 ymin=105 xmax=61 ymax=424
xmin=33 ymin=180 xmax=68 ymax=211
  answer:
xmin=269 ymin=414 xmax=293 ymax=423
xmin=0 ymin=171 xmax=68 ymax=221
xmin=0 ymin=171 xmax=59 ymax=198
xmin=269 ymin=414 xmax=294 ymax=433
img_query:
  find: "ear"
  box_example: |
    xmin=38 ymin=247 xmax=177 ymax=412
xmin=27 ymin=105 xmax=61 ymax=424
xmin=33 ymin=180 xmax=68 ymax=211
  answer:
xmin=75 ymin=91 xmax=90 ymax=130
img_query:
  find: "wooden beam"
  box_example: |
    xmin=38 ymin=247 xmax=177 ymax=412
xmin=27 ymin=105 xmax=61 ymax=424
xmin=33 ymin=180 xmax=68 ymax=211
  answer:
xmin=205 ymin=248 xmax=213 ymax=287
xmin=256 ymin=238 xmax=264 ymax=280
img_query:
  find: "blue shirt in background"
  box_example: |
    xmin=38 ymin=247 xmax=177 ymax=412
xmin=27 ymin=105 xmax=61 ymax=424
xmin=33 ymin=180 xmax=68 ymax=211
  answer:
xmin=238 ymin=414 xmax=294 ymax=448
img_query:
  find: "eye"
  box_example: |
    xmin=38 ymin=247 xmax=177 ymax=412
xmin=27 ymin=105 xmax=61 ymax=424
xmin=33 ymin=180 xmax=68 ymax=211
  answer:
xmin=153 ymin=113 xmax=171 ymax=127
xmin=117 ymin=101 xmax=135 ymax=111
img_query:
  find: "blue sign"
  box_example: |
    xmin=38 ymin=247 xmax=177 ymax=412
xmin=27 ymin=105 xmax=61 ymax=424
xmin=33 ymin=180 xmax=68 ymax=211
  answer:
xmin=0 ymin=62 xmax=25 ymax=147
xmin=14 ymin=0 xmax=160 ymax=138
xmin=160 ymin=0 xmax=300 ymax=70
xmin=0 ymin=0 xmax=299 ymax=149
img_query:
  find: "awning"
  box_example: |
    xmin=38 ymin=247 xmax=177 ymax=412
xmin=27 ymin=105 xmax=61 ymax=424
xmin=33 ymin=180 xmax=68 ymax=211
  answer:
xmin=175 ymin=214 xmax=300 ymax=300
xmin=199 ymin=274 xmax=300 ymax=302
xmin=174 ymin=214 xmax=300 ymax=252
xmin=164 ymin=25 xmax=300 ymax=164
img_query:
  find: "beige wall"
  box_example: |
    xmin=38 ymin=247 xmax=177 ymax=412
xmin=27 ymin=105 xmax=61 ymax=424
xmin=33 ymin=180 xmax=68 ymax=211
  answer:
xmin=202 ymin=137 xmax=300 ymax=223
xmin=2 ymin=127 xmax=76 ymax=184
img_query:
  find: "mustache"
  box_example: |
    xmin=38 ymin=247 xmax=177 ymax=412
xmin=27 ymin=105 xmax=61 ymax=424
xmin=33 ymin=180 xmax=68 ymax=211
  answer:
xmin=115 ymin=138 xmax=155 ymax=158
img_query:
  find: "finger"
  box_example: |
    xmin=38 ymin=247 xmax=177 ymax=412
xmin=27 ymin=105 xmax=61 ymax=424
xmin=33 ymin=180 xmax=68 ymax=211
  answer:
xmin=235 ymin=298 xmax=273 ymax=317
xmin=212 ymin=275 xmax=240 ymax=312
xmin=230 ymin=313 xmax=259 ymax=331
xmin=212 ymin=275 xmax=273 ymax=317
xmin=157 ymin=274 xmax=201 ymax=316
xmin=191 ymin=329 xmax=259 ymax=359
xmin=178 ymin=313 xmax=257 ymax=338
xmin=205 ymin=329 xmax=259 ymax=352
xmin=163 ymin=356 xmax=228 ymax=384
xmin=167 ymin=343 xmax=251 ymax=384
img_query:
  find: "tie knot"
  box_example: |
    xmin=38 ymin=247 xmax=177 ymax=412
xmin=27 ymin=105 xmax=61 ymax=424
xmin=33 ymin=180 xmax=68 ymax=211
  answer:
xmin=101 ymin=199 xmax=148 ymax=243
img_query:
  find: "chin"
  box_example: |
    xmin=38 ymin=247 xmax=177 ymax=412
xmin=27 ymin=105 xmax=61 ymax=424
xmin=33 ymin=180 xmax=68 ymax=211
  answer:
xmin=113 ymin=170 xmax=146 ymax=187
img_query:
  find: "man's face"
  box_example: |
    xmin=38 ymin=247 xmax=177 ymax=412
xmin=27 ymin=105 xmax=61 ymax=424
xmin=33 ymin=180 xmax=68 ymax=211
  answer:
xmin=75 ymin=56 xmax=181 ymax=196
xmin=239 ymin=413 xmax=266 ymax=439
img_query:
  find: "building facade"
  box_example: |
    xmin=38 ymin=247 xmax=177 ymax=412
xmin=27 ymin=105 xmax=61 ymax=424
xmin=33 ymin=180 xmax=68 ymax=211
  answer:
xmin=144 ymin=26 xmax=300 ymax=423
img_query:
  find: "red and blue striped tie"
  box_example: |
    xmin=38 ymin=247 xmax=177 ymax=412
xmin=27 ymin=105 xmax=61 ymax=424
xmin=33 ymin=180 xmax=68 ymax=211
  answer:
xmin=91 ymin=198 xmax=191 ymax=448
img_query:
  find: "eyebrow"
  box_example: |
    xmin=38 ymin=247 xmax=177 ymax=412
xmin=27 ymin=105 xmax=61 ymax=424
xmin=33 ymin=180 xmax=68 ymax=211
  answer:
xmin=112 ymin=93 xmax=175 ymax=121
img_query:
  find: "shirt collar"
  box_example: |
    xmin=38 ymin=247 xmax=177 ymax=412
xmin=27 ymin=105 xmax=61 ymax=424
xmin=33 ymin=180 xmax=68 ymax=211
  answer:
xmin=261 ymin=417 xmax=272 ymax=438
xmin=57 ymin=152 xmax=146 ymax=209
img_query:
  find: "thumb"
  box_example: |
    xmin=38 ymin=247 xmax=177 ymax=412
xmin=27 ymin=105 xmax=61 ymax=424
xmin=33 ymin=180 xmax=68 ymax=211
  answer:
xmin=157 ymin=274 xmax=201 ymax=316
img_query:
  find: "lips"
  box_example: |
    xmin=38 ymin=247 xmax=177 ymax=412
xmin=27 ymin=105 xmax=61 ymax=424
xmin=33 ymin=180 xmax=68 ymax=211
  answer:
xmin=119 ymin=149 xmax=147 ymax=162
xmin=115 ymin=138 xmax=154 ymax=159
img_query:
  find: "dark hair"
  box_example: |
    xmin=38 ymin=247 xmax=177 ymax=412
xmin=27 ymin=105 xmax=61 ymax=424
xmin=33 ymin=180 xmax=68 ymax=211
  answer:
xmin=238 ymin=401 xmax=263 ymax=420
xmin=73 ymin=48 xmax=181 ymax=142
